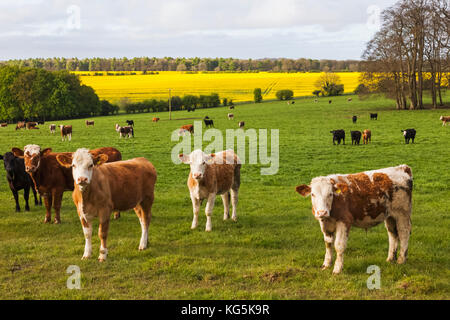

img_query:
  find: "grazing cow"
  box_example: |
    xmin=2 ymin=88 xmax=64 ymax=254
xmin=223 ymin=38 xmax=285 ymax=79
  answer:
xmin=56 ymin=148 xmax=156 ymax=261
xmin=329 ymin=100 xmax=332 ymax=104
xmin=15 ymin=121 xmax=25 ymax=130
xmin=126 ymin=120 xmax=134 ymax=126
xmin=238 ymin=121 xmax=245 ymax=128
xmin=49 ymin=124 xmax=56 ymax=134
xmin=12 ymin=145 xmax=122 ymax=223
xmin=350 ymin=131 xmax=362 ymax=145
xmin=178 ymin=124 xmax=194 ymax=136
xmin=352 ymin=115 xmax=357 ymax=124
xmin=115 ymin=124 xmax=134 ymax=138
xmin=401 ymin=129 xmax=416 ymax=144
xmin=229 ymin=105 xmax=235 ymax=110
xmin=179 ymin=149 xmax=241 ymax=232
xmin=440 ymin=116 xmax=450 ymax=126
xmin=86 ymin=120 xmax=95 ymax=127
xmin=152 ymin=117 xmax=160 ymax=122
xmin=314 ymin=99 xmax=318 ymax=103
xmin=26 ymin=122 xmax=38 ymax=130
xmin=59 ymin=125 xmax=72 ymax=141
xmin=295 ymin=165 xmax=413 ymax=274
xmin=363 ymin=129 xmax=372 ymax=144
xmin=347 ymin=98 xmax=352 ymax=102
xmin=228 ymin=113 xmax=234 ymax=120
xmin=330 ymin=130 xmax=345 ymax=145
xmin=370 ymin=113 xmax=378 ymax=120
xmin=204 ymin=118 xmax=214 ymax=128
xmin=1 ymin=123 xmax=7 ymax=127
xmin=0 ymin=152 xmax=41 ymax=212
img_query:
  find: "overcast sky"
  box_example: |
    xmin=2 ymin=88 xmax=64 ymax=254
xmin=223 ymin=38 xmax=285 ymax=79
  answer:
xmin=0 ymin=0 xmax=398 ymax=61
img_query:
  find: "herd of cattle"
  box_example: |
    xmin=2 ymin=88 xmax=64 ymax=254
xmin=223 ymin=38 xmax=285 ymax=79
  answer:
xmin=0 ymin=105 xmax=448 ymax=274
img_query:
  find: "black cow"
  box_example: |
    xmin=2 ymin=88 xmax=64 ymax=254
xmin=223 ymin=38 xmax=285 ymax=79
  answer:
xmin=329 ymin=100 xmax=332 ymax=104
xmin=351 ymin=131 xmax=362 ymax=145
xmin=370 ymin=113 xmax=378 ymax=120
xmin=126 ymin=120 xmax=134 ymax=126
xmin=401 ymin=129 xmax=416 ymax=144
xmin=0 ymin=152 xmax=41 ymax=212
xmin=204 ymin=118 xmax=214 ymax=128
xmin=330 ymin=130 xmax=345 ymax=145
xmin=352 ymin=115 xmax=357 ymax=124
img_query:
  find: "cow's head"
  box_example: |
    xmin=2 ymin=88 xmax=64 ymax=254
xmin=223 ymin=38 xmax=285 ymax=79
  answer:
xmin=179 ymin=149 xmax=215 ymax=180
xmin=296 ymin=177 xmax=348 ymax=220
xmin=440 ymin=116 xmax=443 ymax=121
xmin=0 ymin=152 xmax=18 ymax=180
xmin=12 ymin=145 xmax=51 ymax=173
xmin=56 ymin=148 xmax=108 ymax=192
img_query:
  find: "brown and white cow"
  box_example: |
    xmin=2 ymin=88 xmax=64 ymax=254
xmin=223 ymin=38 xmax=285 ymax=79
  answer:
xmin=179 ymin=149 xmax=241 ymax=232
xmin=59 ymin=125 xmax=72 ymax=141
xmin=363 ymin=129 xmax=371 ymax=144
xmin=86 ymin=120 xmax=95 ymax=127
xmin=152 ymin=117 xmax=160 ymax=122
xmin=440 ymin=116 xmax=450 ymax=126
xmin=238 ymin=121 xmax=245 ymax=128
xmin=295 ymin=165 xmax=413 ymax=274
xmin=26 ymin=122 xmax=38 ymax=130
xmin=178 ymin=124 xmax=194 ymax=136
xmin=1 ymin=123 xmax=7 ymax=127
xmin=15 ymin=121 xmax=25 ymax=130
xmin=115 ymin=124 xmax=134 ymax=138
xmin=49 ymin=124 xmax=56 ymax=134
xmin=56 ymin=148 xmax=157 ymax=261
xmin=228 ymin=113 xmax=234 ymax=120
xmin=12 ymin=145 xmax=122 ymax=223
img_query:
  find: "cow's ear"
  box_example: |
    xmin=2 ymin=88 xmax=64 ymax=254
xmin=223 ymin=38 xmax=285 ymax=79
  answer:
xmin=94 ymin=154 xmax=108 ymax=166
xmin=56 ymin=154 xmax=73 ymax=168
xmin=41 ymin=148 xmax=52 ymax=157
xmin=295 ymin=185 xmax=311 ymax=197
xmin=179 ymin=153 xmax=190 ymax=164
xmin=334 ymin=183 xmax=348 ymax=195
xmin=11 ymin=148 xmax=24 ymax=158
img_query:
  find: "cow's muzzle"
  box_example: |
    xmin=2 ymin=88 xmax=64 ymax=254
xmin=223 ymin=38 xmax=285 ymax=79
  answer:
xmin=315 ymin=210 xmax=330 ymax=219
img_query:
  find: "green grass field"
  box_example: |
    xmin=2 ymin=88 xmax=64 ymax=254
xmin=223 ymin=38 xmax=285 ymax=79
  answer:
xmin=0 ymin=94 xmax=449 ymax=299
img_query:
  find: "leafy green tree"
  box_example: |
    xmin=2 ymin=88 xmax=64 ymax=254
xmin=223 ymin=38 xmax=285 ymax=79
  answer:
xmin=276 ymin=89 xmax=294 ymax=100
xmin=253 ymin=88 xmax=263 ymax=103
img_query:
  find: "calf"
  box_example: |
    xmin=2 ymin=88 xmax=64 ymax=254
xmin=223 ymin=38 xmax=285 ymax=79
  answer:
xmin=126 ymin=120 xmax=134 ymax=126
xmin=49 ymin=124 xmax=56 ymax=134
xmin=330 ymin=130 xmax=345 ymax=145
xmin=238 ymin=121 xmax=245 ymax=128
xmin=179 ymin=150 xmax=241 ymax=232
xmin=1 ymin=123 xmax=7 ymax=127
xmin=178 ymin=124 xmax=194 ymax=136
xmin=363 ymin=129 xmax=371 ymax=144
xmin=12 ymin=145 xmax=122 ymax=223
xmin=0 ymin=152 xmax=41 ymax=212
xmin=329 ymin=100 xmax=332 ymax=104
xmin=228 ymin=113 xmax=234 ymax=120
xmin=229 ymin=105 xmax=234 ymax=110
xmin=26 ymin=122 xmax=38 ymax=130
xmin=56 ymin=148 xmax=157 ymax=261
xmin=152 ymin=117 xmax=160 ymax=123
xmin=115 ymin=124 xmax=134 ymax=138
xmin=352 ymin=115 xmax=357 ymax=124
xmin=370 ymin=113 xmax=378 ymax=120
xmin=15 ymin=121 xmax=25 ymax=130
xmin=401 ymin=129 xmax=416 ymax=144
xmin=350 ymin=131 xmax=361 ymax=145
xmin=204 ymin=118 xmax=214 ymax=128
xmin=60 ymin=125 xmax=72 ymax=141
xmin=86 ymin=120 xmax=95 ymax=127
xmin=440 ymin=116 xmax=450 ymax=126
xmin=295 ymin=165 xmax=413 ymax=274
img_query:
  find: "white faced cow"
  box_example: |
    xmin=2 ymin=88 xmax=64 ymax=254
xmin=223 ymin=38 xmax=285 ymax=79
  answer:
xmin=296 ymin=165 xmax=413 ymax=274
xmin=179 ymin=149 xmax=241 ymax=232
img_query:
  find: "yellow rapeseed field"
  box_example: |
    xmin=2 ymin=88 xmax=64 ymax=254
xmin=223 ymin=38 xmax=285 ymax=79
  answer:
xmin=76 ymin=71 xmax=361 ymax=103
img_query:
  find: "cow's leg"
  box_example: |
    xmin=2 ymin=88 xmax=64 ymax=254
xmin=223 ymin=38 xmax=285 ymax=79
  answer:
xmin=230 ymin=188 xmax=239 ymax=221
xmin=135 ymin=199 xmax=152 ymax=250
xmin=98 ymin=215 xmax=110 ymax=261
xmin=396 ymin=216 xmax=411 ymax=264
xmin=384 ymin=217 xmax=399 ymax=262
xmin=205 ymin=193 xmax=216 ymax=232
xmin=333 ymin=222 xmax=349 ymax=274
xmin=322 ymin=233 xmax=335 ymax=269
xmin=31 ymin=184 xmax=39 ymax=206
xmin=24 ymin=185 xmax=31 ymax=211
xmin=80 ymin=218 xmax=93 ymax=259
xmin=12 ymin=189 xmax=20 ymax=212
xmin=52 ymin=190 xmax=63 ymax=224
xmin=190 ymin=195 xmax=200 ymax=229
xmin=221 ymin=192 xmax=230 ymax=220
xmin=43 ymin=195 xmax=52 ymax=223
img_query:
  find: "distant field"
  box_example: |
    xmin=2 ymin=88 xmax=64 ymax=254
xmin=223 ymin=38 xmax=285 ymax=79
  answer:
xmin=76 ymin=71 xmax=361 ymax=103
xmin=0 ymin=94 xmax=449 ymax=299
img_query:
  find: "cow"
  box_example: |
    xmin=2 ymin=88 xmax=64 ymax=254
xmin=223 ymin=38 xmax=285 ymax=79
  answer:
xmin=1 ymin=123 xmax=7 ymax=127
xmin=204 ymin=118 xmax=214 ymax=128
xmin=314 ymin=99 xmax=318 ymax=103
xmin=295 ymin=164 xmax=413 ymax=274
xmin=370 ymin=113 xmax=378 ymax=120
xmin=363 ymin=129 xmax=372 ymax=144
xmin=330 ymin=130 xmax=345 ymax=145
xmin=15 ymin=121 xmax=25 ymax=130
xmin=351 ymin=131 xmax=362 ymax=145
xmin=440 ymin=116 xmax=450 ymax=126
xmin=352 ymin=116 xmax=357 ymax=124
xmin=178 ymin=124 xmax=194 ymax=136
xmin=11 ymin=145 xmax=122 ymax=224
xmin=49 ymin=124 xmax=56 ymax=134
xmin=86 ymin=120 xmax=95 ymax=127
xmin=229 ymin=105 xmax=235 ymax=110
xmin=329 ymin=100 xmax=332 ymax=104
xmin=59 ymin=125 xmax=72 ymax=141
xmin=126 ymin=120 xmax=134 ymax=126
xmin=179 ymin=149 xmax=241 ymax=232
xmin=401 ymin=129 xmax=416 ymax=144
xmin=0 ymin=152 xmax=41 ymax=212
xmin=37 ymin=120 xmax=45 ymax=125
xmin=347 ymin=98 xmax=352 ymax=102
xmin=238 ymin=121 xmax=245 ymax=128
xmin=152 ymin=117 xmax=160 ymax=123
xmin=228 ymin=113 xmax=234 ymax=120
xmin=56 ymin=148 xmax=157 ymax=262
xmin=26 ymin=122 xmax=38 ymax=130
xmin=115 ymin=124 xmax=134 ymax=138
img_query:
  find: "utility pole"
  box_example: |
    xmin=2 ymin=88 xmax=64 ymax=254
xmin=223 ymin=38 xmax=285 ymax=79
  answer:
xmin=169 ymin=88 xmax=172 ymax=120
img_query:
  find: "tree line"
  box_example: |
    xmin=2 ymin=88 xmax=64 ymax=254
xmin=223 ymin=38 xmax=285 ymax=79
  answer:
xmin=361 ymin=0 xmax=449 ymax=109
xmin=1 ymin=57 xmax=360 ymax=73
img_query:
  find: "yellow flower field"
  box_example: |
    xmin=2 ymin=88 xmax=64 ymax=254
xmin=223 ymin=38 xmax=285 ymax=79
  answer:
xmin=76 ymin=71 xmax=361 ymax=103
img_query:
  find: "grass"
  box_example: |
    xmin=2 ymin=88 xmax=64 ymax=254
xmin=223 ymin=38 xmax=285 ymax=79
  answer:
xmin=0 ymin=94 xmax=449 ymax=299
